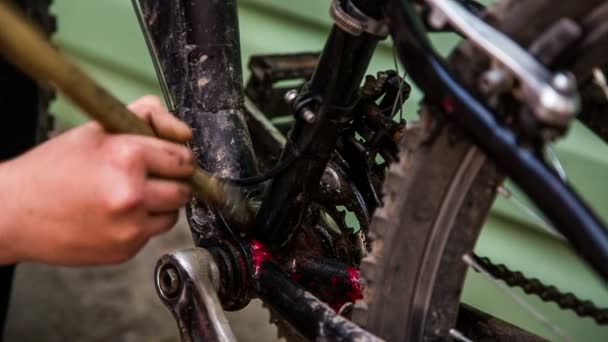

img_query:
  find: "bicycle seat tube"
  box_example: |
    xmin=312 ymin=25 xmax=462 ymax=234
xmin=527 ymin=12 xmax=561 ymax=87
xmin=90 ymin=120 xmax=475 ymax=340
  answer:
xmin=254 ymin=0 xmax=387 ymax=250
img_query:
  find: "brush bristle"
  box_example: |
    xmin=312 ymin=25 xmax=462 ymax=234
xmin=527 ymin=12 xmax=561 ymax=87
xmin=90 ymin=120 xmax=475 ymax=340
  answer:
xmin=219 ymin=182 xmax=256 ymax=227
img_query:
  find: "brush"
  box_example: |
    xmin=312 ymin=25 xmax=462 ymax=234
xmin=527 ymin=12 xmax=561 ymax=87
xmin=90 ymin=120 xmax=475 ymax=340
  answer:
xmin=0 ymin=1 xmax=254 ymax=226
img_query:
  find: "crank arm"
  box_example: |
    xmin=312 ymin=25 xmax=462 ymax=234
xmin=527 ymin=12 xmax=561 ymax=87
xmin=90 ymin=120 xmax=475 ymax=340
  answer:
xmin=155 ymin=248 xmax=237 ymax=342
xmin=426 ymin=0 xmax=580 ymax=126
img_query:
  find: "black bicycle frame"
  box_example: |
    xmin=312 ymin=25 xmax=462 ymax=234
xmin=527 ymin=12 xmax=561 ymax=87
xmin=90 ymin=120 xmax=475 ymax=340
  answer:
xmin=139 ymin=0 xmax=608 ymax=279
xmin=137 ymin=0 xmax=608 ymax=338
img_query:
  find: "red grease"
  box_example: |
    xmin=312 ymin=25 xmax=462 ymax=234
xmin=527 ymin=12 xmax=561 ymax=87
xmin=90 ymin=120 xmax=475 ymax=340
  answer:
xmin=441 ymin=96 xmax=455 ymax=114
xmin=247 ymin=239 xmax=363 ymax=312
xmin=249 ymin=240 xmax=272 ymax=275
xmin=329 ymin=267 xmax=363 ymax=311
xmin=345 ymin=267 xmax=363 ymax=302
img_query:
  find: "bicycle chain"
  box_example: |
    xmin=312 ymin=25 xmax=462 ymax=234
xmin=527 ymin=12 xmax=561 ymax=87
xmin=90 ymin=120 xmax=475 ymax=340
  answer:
xmin=472 ymin=254 xmax=608 ymax=325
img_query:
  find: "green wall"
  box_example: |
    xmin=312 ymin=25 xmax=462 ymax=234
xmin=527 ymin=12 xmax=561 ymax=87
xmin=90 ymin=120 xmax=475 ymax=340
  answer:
xmin=51 ymin=1 xmax=608 ymax=340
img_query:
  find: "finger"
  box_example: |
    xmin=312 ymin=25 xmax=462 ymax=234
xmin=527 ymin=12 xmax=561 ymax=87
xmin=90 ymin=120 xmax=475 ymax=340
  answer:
xmin=143 ymin=179 xmax=192 ymax=212
xmin=120 ymin=135 xmax=195 ymax=178
xmin=144 ymin=211 xmax=180 ymax=237
xmin=128 ymin=95 xmax=192 ymax=143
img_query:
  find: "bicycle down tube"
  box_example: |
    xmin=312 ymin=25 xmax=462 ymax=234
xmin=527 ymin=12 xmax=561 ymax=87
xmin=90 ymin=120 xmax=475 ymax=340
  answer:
xmin=135 ymin=0 xmax=259 ymax=242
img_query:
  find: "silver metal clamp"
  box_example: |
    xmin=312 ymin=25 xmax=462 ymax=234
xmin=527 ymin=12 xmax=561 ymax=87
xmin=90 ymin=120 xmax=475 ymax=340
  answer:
xmin=427 ymin=0 xmax=580 ymax=127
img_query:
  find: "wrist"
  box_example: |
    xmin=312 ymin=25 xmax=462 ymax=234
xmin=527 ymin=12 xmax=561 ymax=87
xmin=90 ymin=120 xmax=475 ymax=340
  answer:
xmin=0 ymin=159 xmax=28 ymax=264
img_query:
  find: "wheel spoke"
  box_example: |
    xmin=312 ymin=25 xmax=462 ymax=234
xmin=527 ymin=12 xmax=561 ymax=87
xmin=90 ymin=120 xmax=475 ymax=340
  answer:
xmin=593 ymin=68 xmax=608 ymax=101
xmin=462 ymin=254 xmax=574 ymax=342
xmin=497 ymin=185 xmax=565 ymax=240
xmin=545 ymin=145 xmax=567 ymax=182
xmin=449 ymin=328 xmax=475 ymax=342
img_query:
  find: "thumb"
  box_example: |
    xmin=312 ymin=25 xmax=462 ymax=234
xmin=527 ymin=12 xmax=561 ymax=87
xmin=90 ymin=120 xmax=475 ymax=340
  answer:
xmin=128 ymin=95 xmax=192 ymax=143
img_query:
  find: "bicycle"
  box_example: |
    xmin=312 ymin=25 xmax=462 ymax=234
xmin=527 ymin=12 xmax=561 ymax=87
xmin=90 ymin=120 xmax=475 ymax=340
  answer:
xmin=5 ymin=0 xmax=608 ymax=340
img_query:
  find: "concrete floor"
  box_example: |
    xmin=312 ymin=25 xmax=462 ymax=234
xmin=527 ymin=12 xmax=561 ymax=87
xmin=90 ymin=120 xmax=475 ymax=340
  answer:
xmin=3 ymin=214 xmax=280 ymax=342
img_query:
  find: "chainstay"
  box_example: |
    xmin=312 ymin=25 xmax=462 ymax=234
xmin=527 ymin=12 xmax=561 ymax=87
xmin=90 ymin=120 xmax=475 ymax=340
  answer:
xmin=473 ymin=254 xmax=608 ymax=325
xmin=264 ymin=303 xmax=307 ymax=342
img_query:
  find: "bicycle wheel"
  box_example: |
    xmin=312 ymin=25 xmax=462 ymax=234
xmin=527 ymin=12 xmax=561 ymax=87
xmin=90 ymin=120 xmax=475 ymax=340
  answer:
xmin=352 ymin=0 xmax=608 ymax=340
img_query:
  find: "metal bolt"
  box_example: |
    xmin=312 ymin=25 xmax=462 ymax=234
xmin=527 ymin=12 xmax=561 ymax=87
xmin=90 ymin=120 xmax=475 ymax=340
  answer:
xmin=301 ymin=109 xmax=317 ymax=123
xmin=552 ymin=72 xmax=575 ymax=93
xmin=428 ymin=7 xmax=448 ymax=30
xmin=479 ymin=68 xmax=512 ymax=95
xmin=284 ymin=89 xmax=299 ymax=105
xmin=159 ymin=266 xmax=181 ymax=298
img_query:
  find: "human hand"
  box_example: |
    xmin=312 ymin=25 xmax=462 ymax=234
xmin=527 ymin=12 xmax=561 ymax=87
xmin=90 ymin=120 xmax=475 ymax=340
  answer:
xmin=0 ymin=95 xmax=194 ymax=265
